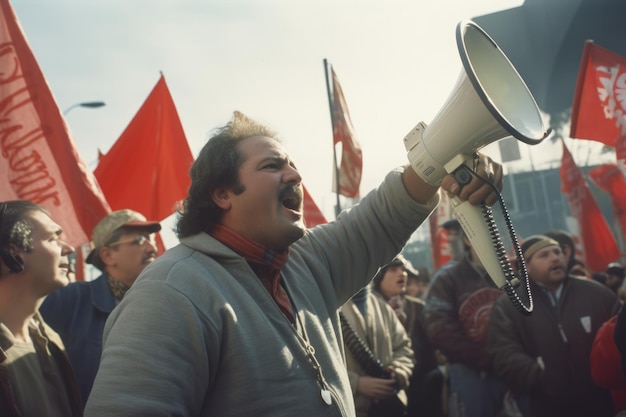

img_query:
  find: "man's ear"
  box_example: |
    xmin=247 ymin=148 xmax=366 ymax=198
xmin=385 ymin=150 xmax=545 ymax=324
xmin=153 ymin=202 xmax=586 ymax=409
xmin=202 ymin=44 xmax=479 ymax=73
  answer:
xmin=211 ymin=188 xmax=232 ymax=210
xmin=462 ymin=234 xmax=472 ymax=249
xmin=1 ymin=244 xmax=24 ymax=273
xmin=99 ymin=247 xmax=116 ymax=267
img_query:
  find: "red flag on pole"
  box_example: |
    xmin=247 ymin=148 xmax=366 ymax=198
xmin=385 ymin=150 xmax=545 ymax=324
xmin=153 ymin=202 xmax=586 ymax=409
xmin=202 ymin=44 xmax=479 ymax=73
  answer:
xmin=559 ymin=141 xmax=621 ymax=271
xmin=327 ymin=65 xmax=363 ymax=198
xmin=302 ymin=185 xmax=327 ymax=228
xmin=570 ymin=41 xmax=626 ymax=158
xmin=429 ymin=191 xmax=454 ymax=270
xmin=94 ymin=74 xmax=193 ymax=222
xmin=588 ymin=163 xmax=626 ymax=246
xmin=0 ymin=0 xmax=110 ymax=246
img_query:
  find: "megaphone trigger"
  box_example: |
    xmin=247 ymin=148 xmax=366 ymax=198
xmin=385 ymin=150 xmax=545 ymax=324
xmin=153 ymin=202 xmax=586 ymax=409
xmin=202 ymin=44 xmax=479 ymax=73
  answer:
xmin=451 ymin=161 xmax=500 ymax=207
xmin=453 ymin=165 xmax=472 ymax=186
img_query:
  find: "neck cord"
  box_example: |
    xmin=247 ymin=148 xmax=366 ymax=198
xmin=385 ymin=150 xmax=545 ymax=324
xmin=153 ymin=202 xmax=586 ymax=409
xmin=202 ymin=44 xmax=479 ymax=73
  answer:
xmin=286 ymin=280 xmax=333 ymax=406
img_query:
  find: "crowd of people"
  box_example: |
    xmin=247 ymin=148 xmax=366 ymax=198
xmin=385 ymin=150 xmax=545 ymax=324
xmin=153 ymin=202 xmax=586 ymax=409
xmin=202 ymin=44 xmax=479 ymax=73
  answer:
xmin=1 ymin=111 xmax=626 ymax=417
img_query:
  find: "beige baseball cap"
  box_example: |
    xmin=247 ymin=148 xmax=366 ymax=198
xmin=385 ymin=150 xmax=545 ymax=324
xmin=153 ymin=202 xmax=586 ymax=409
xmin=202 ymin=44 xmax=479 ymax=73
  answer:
xmin=85 ymin=209 xmax=161 ymax=264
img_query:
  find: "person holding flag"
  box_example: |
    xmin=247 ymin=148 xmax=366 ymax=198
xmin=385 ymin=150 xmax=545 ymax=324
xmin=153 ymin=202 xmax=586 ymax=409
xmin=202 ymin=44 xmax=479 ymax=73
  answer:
xmin=85 ymin=111 xmax=502 ymax=416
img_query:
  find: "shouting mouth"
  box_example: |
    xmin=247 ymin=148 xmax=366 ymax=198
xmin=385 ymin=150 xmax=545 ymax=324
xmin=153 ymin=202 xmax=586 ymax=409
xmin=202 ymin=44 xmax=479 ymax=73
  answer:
xmin=280 ymin=185 xmax=303 ymax=214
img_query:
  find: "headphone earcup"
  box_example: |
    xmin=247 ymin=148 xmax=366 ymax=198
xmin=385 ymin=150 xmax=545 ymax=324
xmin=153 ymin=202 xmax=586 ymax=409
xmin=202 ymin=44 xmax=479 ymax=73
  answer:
xmin=12 ymin=255 xmax=24 ymax=273
xmin=0 ymin=247 xmax=24 ymax=273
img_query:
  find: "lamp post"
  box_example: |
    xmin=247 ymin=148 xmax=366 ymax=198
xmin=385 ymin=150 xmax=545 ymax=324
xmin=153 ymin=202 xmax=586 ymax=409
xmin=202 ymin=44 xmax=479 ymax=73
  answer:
xmin=62 ymin=100 xmax=106 ymax=281
xmin=63 ymin=101 xmax=106 ymax=115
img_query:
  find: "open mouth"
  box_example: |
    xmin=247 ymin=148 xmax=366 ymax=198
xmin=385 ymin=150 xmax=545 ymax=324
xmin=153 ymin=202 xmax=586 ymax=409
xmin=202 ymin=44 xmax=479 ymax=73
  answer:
xmin=281 ymin=186 xmax=303 ymax=212
xmin=549 ymin=265 xmax=564 ymax=274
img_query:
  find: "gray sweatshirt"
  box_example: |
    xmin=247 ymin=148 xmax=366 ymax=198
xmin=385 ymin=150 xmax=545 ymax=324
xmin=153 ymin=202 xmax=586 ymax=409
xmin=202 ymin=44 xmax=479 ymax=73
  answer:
xmin=85 ymin=167 xmax=438 ymax=417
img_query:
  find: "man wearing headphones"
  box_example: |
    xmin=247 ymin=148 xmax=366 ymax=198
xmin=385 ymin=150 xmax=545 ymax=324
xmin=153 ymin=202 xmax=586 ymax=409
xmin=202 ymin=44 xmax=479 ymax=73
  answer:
xmin=0 ymin=200 xmax=82 ymax=417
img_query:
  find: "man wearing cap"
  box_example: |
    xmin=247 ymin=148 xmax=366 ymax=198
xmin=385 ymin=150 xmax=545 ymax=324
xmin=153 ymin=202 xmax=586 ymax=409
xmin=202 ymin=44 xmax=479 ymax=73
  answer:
xmin=40 ymin=209 xmax=161 ymax=407
xmin=424 ymin=219 xmax=506 ymax=417
xmin=606 ymin=262 xmax=625 ymax=294
xmin=440 ymin=219 xmax=464 ymax=264
xmin=488 ymin=234 xmax=619 ymax=417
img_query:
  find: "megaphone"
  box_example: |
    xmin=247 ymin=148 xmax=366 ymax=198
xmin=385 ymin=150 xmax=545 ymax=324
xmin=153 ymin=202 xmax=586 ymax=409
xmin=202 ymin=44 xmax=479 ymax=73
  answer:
xmin=404 ymin=20 xmax=551 ymax=315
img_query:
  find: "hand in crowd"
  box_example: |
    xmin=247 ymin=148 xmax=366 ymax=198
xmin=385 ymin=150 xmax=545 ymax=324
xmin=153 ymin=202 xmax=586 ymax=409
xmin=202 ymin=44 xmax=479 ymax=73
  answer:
xmin=357 ymin=375 xmax=397 ymax=400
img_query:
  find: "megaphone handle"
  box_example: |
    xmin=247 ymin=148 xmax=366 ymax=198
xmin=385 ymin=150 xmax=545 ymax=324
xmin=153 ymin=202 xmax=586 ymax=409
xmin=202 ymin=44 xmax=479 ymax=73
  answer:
xmin=451 ymin=165 xmax=533 ymax=315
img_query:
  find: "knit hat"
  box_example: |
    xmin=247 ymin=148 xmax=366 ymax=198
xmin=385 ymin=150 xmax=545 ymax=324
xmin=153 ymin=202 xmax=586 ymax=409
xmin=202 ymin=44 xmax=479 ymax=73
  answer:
xmin=85 ymin=209 xmax=161 ymax=264
xmin=607 ymin=262 xmax=625 ymax=277
xmin=521 ymin=235 xmax=560 ymax=262
xmin=372 ymin=254 xmax=419 ymax=288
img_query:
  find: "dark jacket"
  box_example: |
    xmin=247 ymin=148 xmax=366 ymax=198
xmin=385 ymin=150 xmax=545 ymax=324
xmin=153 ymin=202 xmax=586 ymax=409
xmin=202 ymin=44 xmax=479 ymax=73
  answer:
xmin=404 ymin=295 xmax=438 ymax=380
xmin=488 ymin=275 xmax=618 ymax=417
xmin=403 ymin=295 xmax=443 ymax=417
xmin=424 ymin=256 xmax=502 ymax=371
xmin=39 ymin=275 xmax=117 ymax=407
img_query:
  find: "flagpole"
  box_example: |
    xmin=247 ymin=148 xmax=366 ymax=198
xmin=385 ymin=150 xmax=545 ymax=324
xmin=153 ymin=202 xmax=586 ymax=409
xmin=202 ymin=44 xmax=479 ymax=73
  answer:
xmin=323 ymin=58 xmax=342 ymax=218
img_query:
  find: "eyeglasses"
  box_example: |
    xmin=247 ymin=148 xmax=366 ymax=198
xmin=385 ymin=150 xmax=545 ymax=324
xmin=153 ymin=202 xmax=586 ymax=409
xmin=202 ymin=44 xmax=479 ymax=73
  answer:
xmin=107 ymin=235 xmax=154 ymax=248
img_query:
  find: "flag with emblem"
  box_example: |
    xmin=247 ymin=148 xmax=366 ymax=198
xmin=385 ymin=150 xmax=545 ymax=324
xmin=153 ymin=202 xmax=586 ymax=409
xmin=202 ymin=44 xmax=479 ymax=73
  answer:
xmin=570 ymin=41 xmax=626 ymax=159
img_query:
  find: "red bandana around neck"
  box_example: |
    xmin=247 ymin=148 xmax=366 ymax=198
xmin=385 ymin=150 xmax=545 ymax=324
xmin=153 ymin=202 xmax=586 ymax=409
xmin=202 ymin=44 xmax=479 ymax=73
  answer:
xmin=210 ymin=224 xmax=294 ymax=323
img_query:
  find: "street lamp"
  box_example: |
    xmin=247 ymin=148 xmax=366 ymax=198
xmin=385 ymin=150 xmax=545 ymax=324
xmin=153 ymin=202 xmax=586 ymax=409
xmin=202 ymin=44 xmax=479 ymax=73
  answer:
xmin=63 ymin=101 xmax=106 ymax=115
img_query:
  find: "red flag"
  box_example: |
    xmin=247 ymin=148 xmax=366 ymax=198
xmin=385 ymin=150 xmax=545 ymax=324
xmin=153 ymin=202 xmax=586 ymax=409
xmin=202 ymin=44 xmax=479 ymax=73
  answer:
xmin=95 ymin=74 xmax=193 ymax=222
xmin=302 ymin=185 xmax=327 ymax=228
xmin=328 ymin=65 xmax=363 ymax=198
xmin=0 ymin=0 xmax=110 ymax=246
xmin=429 ymin=191 xmax=453 ymax=270
xmin=559 ymin=141 xmax=621 ymax=272
xmin=72 ymin=243 xmax=90 ymax=282
xmin=588 ymin=163 xmax=626 ymax=243
xmin=570 ymin=41 xmax=626 ymax=156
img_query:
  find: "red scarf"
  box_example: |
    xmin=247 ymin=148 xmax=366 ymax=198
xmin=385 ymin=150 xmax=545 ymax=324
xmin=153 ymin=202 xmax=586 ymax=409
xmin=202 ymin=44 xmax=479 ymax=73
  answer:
xmin=210 ymin=224 xmax=294 ymax=323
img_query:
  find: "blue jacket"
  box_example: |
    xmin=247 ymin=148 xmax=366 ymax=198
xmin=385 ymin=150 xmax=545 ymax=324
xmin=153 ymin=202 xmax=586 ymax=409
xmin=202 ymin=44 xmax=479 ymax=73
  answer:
xmin=39 ymin=274 xmax=117 ymax=407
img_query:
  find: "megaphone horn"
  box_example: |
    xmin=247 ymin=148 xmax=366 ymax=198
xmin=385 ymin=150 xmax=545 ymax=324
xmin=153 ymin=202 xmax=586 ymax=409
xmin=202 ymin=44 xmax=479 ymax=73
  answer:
xmin=404 ymin=19 xmax=551 ymax=186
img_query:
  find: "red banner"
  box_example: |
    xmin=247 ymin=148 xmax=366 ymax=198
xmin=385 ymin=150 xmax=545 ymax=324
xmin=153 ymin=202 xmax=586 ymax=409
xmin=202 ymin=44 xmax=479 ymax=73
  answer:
xmin=303 ymin=185 xmax=327 ymax=228
xmin=570 ymin=41 xmax=626 ymax=157
xmin=0 ymin=0 xmax=110 ymax=246
xmin=328 ymin=65 xmax=362 ymax=198
xmin=95 ymin=74 xmax=193 ymax=222
xmin=560 ymin=141 xmax=621 ymax=272
xmin=588 ymin=163 xmax=626 ymax=245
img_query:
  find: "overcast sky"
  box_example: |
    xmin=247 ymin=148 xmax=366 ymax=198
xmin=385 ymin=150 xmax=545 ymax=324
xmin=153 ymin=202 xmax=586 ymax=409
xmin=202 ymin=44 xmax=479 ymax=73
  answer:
xmin=13 ymin=0 xmax=604 ymax=248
